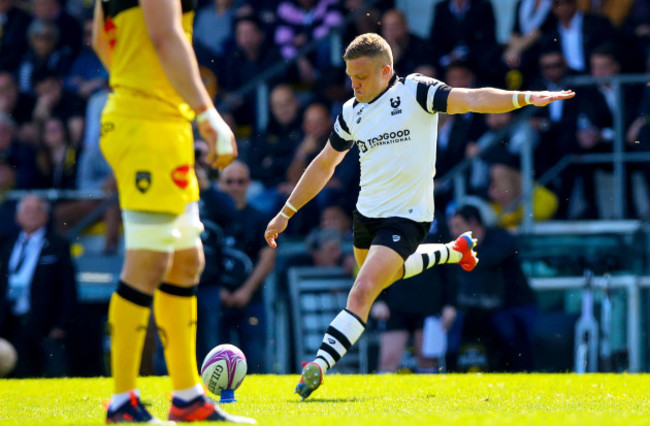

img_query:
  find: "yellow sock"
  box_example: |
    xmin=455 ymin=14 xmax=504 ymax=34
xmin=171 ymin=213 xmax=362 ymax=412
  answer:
xmin=108 ymin=283 xmax=153 ymax=394
xmin=154 ymin=283 xmax=200 ymax=391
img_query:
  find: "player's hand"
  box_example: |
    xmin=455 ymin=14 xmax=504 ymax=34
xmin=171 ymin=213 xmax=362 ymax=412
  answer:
xmin=229 ymin=287 xmax=253 ymax=308
xmin=196 ymin=107 xmax=238 ymax=170
xmin=528 ymin=90 xmax=575 ymax=107
xmin=264 ymin=213 xmax=289 ymax=248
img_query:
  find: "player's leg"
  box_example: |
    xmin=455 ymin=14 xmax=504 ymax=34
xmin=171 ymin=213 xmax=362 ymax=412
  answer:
xmin=106 ymin=211 xmax=176 ymax=423
xmin=402 ymin=232 xmax=479 ymax=279
xmin=296 ymin=245 xmax=404 ymax=400
xmin=295 ymin=215 xmax=426 ymax=399
xmin=158 ymin=204 xmax=254 ymax=423
xmin=377 ymin=330 xmax=409 ymax=373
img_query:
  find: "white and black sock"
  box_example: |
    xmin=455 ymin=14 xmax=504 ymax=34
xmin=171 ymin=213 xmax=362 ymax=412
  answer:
xmin=402 ymin=243 xmax=462 ymax=279
xmin=314 ymin=309 xmax=366 ymax=374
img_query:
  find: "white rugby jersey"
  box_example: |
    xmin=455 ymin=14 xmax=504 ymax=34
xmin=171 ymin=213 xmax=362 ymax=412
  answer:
xmin=330 ymin=73 xmax=452 ymax=222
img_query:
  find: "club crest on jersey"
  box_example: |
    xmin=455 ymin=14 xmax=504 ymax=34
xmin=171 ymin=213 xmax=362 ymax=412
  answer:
xmin=390 ymin=97 xmax=402 ymax=116
xmin=135 ymin=171 xmax=151 ymax=194
xmin=171 ymin=164 xmax=191 ymax=189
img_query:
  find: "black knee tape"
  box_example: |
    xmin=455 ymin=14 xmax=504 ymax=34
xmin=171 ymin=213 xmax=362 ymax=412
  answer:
xmin=116 ymin=280 xmax=154 ymax=307
xmin=158 ymin=282 xmax=198 ymax=297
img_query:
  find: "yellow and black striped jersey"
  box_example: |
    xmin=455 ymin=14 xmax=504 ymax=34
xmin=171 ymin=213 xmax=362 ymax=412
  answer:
xmin=101 ymin=0 xmax=197 ymax=121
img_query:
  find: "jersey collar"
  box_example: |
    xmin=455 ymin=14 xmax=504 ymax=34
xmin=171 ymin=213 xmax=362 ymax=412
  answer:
xmin=354 ymin=74 xmax=400 ymax=107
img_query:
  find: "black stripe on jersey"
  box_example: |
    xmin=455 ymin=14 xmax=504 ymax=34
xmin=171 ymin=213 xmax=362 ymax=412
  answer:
xmin=107 ymin=0 xmax=196 ymax=17
xmin=337 ymin=114 xmax=350 ymax=135
xmin=326 ymin=326 xmax=352 ymax=349
xmin=329 ymin=131 xmax=353 ymax=152
xmin=433 ymin=85 xmax=452 ymax=113
xmin=416 ymin=83 xmax=429 ymax=113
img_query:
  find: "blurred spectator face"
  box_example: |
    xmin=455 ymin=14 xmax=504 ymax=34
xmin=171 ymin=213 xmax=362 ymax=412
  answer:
xmin=445 ymin=65 xmax=474 ymax=88
xmin=194 ymin=139 xmax=210 ymax=170
xmin=297 ymin=0 xmax=316 ymax=10
xmin=539 ymin=51 xmax=567 ymax=83
xmin=320 ymin=205 xmax=351 ymax=234
xmin=83 ymin=19 xmax=93 ymax=47
xmin=215 ymin=0 xmax=232 ymax=9
xmin=28 ymin=21 xmax=59 ymax=57
xmin=270 ymin=85 xmax=299 ymax=125
xmin=235 ymin=19 xmax=263 ymax=56
xmin=414 ymin=64 xmax=437 ymax=78
xmin=32 ymin=0 xmax=60 ymax=21
xmin=0 ymin=73 xmax=18 ymax=114
xmin=590 ymin=53 xmax=620 ymax=78
xmin=313 ymin=239 xmax=342 ymax=266
xmin=552 ymin=0 xmax=577 ymax=23
xmin=488 ymin=164 xmax=521 ymax=207
xmin=0 ymin=0 xmax=11 ymax=15
xmin=0 ymin=115 xmax=14 ymax=150
xmin=35 ymin=76 xmax=63 ymax=101
xmin=381 ymin=10 xmax=408 ymax=46
xmin=486 ymin=112 xmax=512 ymax=130
xmin=219 ymin=160 xmax=250 ymax=205
xmin=345 ymin=0 xmax=381 ymax=34
xmin=302 ymin=104 xmax=331 ymax=138
xmin=42 ymin=117 xmax=66 ymax=148
xmin=16 ymin=195 xmax=49 ymax=234
xmin=449 ymin=214 xmax=471 ymax=239
xmin=0 ymin=162 xmax=15 ymax=192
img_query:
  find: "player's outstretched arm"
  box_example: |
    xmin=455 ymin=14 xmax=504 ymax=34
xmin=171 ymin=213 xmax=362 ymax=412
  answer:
xmin=91 ymin=0 xmax=111 ymax=70
xmin=141 ymin=0 xmax=236 ymax=169
xmin=446 ymin=87 xmax=576 ymax=115
xmin=264 ymin=142 xmax=348 ymax=248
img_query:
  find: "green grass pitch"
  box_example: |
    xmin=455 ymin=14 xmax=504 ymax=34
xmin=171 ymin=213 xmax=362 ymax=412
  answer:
xmin=1 ymin=374 xmax=649 ymax=425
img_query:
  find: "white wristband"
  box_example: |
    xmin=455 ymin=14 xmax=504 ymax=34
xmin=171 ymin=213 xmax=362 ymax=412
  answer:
xmin=196 ymin=107 xmax=233 ymax=156
xmin=279 ymin=211 xmax=290 ymax=219
xmin=285 ymin=201 xmax=297 ymax=212
xmin=524 ymin=92 xmax=532 ymax=105
xmin=512 ymin=92 xmax=521 ymax=109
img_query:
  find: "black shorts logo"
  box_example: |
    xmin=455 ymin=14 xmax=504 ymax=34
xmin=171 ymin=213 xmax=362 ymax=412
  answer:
xmin=135 ymin=171 xmax=151 ymax=193
xmin=100 ymin=122 xmax=114 ymax=137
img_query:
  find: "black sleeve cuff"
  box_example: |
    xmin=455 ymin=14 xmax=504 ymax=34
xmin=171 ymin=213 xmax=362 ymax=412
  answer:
xmin=329 ymin=131 xmax=353 ymax=152
xmin=433 ymin=84 xmax=452 ymax=113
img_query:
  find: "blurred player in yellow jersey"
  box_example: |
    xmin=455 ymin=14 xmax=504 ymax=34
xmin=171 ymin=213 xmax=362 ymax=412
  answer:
xmin=92 ymin=0 xmax=254 ymax=423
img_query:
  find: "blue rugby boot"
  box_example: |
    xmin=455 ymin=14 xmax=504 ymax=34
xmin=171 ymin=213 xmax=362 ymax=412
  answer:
xmin=294 ymin=362 xmax=323 ymax=400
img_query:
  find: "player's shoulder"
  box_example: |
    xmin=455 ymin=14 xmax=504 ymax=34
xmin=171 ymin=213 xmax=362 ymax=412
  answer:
xmin=404 ymin=73 xmax=447 ymax=88
xmin=339 ymin=97 xmax=358 ymax=121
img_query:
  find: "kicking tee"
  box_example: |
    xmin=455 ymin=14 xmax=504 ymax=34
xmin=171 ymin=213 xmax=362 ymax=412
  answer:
xmin=330 ymin=74 xmax=451 ymax=222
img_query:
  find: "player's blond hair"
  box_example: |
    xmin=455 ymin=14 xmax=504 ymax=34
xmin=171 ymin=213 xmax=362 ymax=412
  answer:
xmin=343 ymin=33 xmax=393 ymax=69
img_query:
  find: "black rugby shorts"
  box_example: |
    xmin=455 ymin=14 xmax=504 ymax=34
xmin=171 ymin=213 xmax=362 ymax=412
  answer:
xmin=352 ymin=210 xmax=430 ymax=260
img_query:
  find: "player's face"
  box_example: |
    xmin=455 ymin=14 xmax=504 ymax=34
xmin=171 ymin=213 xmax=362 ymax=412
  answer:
xmin=345 ymin=56 xmax=391 ymax=103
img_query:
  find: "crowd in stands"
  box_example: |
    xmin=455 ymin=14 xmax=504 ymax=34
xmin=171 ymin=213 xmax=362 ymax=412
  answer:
xmin=1 ymin=0 xmax=650 ymax=376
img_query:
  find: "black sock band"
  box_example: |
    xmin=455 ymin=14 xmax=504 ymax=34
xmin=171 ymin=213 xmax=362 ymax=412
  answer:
xmin=116 ymin=280 xmax=153 ymax=307
xmin=158 ymin=282 xmax=198 ymax=297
